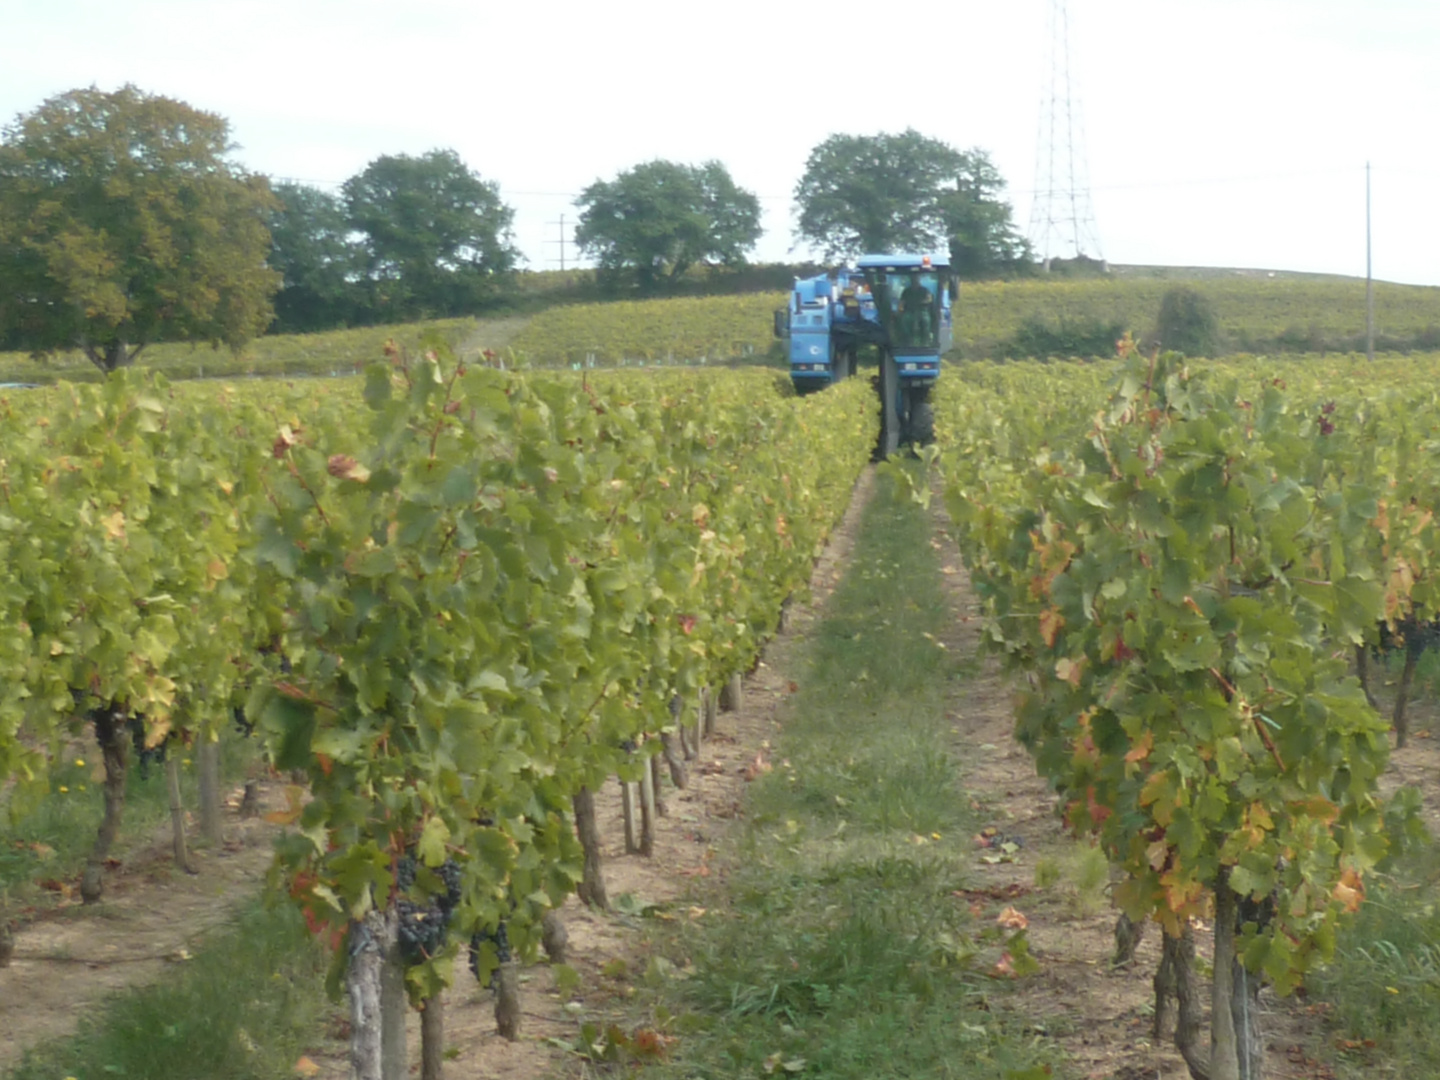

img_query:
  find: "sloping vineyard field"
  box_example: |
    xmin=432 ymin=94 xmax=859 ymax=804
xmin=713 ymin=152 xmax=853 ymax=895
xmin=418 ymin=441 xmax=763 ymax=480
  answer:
xmin=5 ymin=272 xmax=1435 ymax=387
xmin=0 ymin=355 xmax=875 ymax=1044
xmin=0 ymin=318 xmax=478 ymax=385
xmin=956 ymin=277 xmax=1440 ymax=355
xmin=507 ymin=292 xmax=787 ymax=367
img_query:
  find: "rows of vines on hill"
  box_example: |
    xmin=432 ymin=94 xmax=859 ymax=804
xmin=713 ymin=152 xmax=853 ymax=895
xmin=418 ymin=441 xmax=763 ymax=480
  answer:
xmin=0 ymin=348 xmax=875 ymax=1068
xmin=929 ymin=348 xmax=1431 ymax=1080
xmin=508 ymin=293 xmax=785 ymax=367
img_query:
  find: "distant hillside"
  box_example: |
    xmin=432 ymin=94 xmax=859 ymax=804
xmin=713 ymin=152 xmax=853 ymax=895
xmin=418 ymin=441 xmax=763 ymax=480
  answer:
xmin=956 ymin=271 xmax=1440 ymax=357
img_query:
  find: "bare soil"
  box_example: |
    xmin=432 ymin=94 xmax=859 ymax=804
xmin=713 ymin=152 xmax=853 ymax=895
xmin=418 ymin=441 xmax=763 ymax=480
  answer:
xmin=0 ymin=789 xmax=286 ymax=1069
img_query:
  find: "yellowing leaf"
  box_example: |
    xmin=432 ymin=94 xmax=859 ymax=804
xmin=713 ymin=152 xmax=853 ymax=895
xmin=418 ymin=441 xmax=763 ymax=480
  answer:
xmin=1124 ymin=730 xmax=1154 ymax=765
xmin=1333 ymin=867 xmax=1364 ymax=913
xmin=1038 ymin=608 xmax=1065 ymax=648
xmin=327 ymin=454 xmax=371 ymax=484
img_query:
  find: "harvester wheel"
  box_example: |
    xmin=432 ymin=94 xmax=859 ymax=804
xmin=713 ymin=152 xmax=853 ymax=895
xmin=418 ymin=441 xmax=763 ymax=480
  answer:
xmin=907 ymin=400 xmax=935 ymax=446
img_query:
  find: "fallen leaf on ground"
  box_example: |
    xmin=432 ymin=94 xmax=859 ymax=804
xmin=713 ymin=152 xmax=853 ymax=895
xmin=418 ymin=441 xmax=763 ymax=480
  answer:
xmin=996 ymin=906 xmax=1029 ymax=930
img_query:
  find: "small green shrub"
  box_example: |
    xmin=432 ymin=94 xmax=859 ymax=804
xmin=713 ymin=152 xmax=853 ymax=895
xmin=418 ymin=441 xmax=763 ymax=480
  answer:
xmin=1152 ymin=286 xmax=1223 ymax=357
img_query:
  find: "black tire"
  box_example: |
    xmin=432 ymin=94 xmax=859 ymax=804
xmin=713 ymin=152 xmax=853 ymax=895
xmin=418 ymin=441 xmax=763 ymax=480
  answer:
xmin=875 ymin=352 xmax=901 ymax=460
xmin=906 ymin=399 xmax=935 ymax=447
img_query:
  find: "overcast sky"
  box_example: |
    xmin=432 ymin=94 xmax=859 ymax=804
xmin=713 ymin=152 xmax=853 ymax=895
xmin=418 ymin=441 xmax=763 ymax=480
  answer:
xmin=4 ymin=0 xmax=1438 ymax=285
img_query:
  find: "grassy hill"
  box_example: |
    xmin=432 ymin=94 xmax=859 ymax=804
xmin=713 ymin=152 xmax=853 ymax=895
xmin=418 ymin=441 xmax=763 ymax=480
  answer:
xmin=3 ymin=267 xmax=1436 ymax=384
xmin=958 ymin=269 xmax=1440 ymax=357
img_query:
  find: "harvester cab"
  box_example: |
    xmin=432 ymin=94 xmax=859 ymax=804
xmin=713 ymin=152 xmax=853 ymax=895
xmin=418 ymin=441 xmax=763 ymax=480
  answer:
xmin=774 ymin=253 xmax=954 ymax=457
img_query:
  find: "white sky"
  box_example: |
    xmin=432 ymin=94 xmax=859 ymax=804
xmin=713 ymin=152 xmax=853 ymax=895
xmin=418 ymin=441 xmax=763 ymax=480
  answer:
xmin=3 ymin=0 xmax=1439 ymax=286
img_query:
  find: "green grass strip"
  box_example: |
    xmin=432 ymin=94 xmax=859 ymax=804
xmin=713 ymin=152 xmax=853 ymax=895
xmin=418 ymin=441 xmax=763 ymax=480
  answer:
xmin=5 ymin=900 xmax=332 ymax=1080
xmin=641 ymin=466 xmax=1055 ymax=1080
xmin=1308 ymin=843 xmax=1440 ymax=1079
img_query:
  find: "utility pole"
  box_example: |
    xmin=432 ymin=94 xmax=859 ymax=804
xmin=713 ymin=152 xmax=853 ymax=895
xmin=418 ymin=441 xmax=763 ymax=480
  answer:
xmin=1029 ymin=0 xmax=1103 ymax=268
xmin=548 ymin=214 xmax=570 ymax=271
xmin=1365 ymin=163 xmax=1374 ymax=362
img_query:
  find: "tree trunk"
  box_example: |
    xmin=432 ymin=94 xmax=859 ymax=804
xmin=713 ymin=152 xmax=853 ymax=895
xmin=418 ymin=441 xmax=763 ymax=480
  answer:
xmin=541 ymin=910 xmax=568 ymax=964
xmin=420 ymin=994 xmax=444 ymax=1080
xmin=196 ymin=737 xmax=222 ymax=845
xmin=380 ymin=920 xmax=407 ymax=1080
xmin=347 ymin=908 xmax=399 ymax=1080
xmin=620 ymin=777 xmax=639 ymax=854
xmin=1210 ymin=880 xmax=1242 ymax=1080
xmin=239 ymin=778 xmax=261 ymax=818
xmin=572 ymin=787 xmax=609 ymax=910
xmin=164 ymin=754 xmax=196 ymax=874
xmin=1230 ymin=951 xmax=1264 ymax=1080
xmin=660 ymin=730 xmax=689 ymax=789
xmin=494 ymin=961 xmax=521 ymax=1040
xmin=639 ymin=758 xmax=657 ymax=855
xmin=1356 ymin=644 xmax=1378 ymax=709
xmin=1164 ymin=925 xmax=1210 ymax=1080
xmin=1394 ymin=645 xmax=1419 ymax=748
xmin=81 ymin=707 xmax=129 ymax=904
xmin=650 ymin=753 xmax=668 ymax=817
xmin=703 ymin=685 xmax=718 ymax=738
xmin=720 ymin=673 xmax=744 ymax=713
xmin=1113 ymin=911 xmax=1144 ymax=968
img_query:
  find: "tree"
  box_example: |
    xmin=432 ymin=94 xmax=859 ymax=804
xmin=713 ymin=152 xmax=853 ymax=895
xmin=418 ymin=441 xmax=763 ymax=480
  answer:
xmin=937 ymin=153 xmax=1032 ymax=277
xmin=794 ymin=130 xmax=1028 ymax=275
xmin=574 ymin=160 xmax=762 ymax=292
xmin=1153 ymin=286 xmax=1224 ymax=357
xmin=268 ymin=182 xmax=366 ymax=333
xmin=342 ymin=150 xmax=517 ymax=320
xmin=0 ymin=85 xmax=279 ymax=372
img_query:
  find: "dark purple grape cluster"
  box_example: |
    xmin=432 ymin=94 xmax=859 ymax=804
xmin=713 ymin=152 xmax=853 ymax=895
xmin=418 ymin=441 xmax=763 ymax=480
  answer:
xmin=396 ymin=898 xmax=449 ymax=964
xmin=468 ymin=921 xmax=511 ymax=985
xmin=394 ymin=855 xmax=463 ymax=966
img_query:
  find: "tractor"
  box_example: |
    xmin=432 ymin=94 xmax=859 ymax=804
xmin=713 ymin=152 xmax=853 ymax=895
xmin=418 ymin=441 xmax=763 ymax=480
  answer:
xmin=774 ymin=253 xmax=955 ymax=457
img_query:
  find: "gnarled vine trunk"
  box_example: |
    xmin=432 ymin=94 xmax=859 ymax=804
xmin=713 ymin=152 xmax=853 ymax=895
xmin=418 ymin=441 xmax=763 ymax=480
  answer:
xmin=81 ymin=705 xmax=129 ymax=904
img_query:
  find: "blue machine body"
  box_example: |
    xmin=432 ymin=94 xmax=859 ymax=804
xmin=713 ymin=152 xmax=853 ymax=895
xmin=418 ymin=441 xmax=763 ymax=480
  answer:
xmin=781 ymin=253 xmax=953 ymax=392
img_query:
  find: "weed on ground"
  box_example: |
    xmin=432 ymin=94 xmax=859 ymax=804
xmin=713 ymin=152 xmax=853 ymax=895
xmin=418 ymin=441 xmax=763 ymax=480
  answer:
xmin=5 ymin=899 xmax=333 ymax=1080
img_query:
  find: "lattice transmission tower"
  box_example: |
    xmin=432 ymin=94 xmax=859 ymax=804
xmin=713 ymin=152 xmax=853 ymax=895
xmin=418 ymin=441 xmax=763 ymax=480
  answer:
xmin=1029 ymin=0 xmax=1103 ymax=266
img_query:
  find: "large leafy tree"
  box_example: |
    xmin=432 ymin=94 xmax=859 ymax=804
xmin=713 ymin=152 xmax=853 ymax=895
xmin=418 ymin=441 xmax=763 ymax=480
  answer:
xmin=937 ymin=152 xmax=1032 ymax=278
xmin=268 ymin=182 xmax=366 ymax=333
xmin=0 ymin=85 xmax=280 ymax=372
xmin=794 ymin=130 xmax=1029 ymax=275
xmin=342 ymin=150 xmax=517 ymax=319
xmin=575 ymin=160 xmax=762 ymax=292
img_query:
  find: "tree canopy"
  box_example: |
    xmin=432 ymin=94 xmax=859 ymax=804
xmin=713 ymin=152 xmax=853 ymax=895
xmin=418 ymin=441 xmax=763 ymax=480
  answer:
xmin=0 ymin=84 xmax=279 ymax=371
xmin=342 ymin=149 xmax=518 ymax=320
xmin=267 ymin=182 xmax=365 ymax=334
xmin=575 ymin=160 xmax=762 ymax=292
xmin=794 ymin=130 xmax=1029 ymax=275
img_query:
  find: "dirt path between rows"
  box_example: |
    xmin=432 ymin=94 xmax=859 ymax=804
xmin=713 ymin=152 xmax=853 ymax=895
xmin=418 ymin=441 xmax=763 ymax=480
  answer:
xmin=0 ymin=790 xmax=285 ymax=1069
